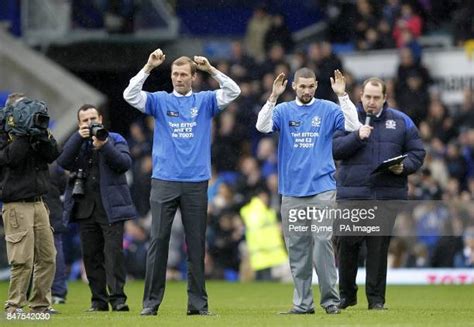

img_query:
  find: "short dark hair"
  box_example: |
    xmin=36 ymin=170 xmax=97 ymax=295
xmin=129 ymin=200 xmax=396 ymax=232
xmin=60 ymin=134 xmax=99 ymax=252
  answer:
xmin=172 ymin=56 xmax=197 ymax=75
xmin=77 ymin=104 xmax=100 ymax=121
xmin=294 ymin=68 xmax=316 ymax=82
xmin=362 ymin=77 xmax=386 ymax=96
xmin=5 ymin=93 xmax=26 ymax=106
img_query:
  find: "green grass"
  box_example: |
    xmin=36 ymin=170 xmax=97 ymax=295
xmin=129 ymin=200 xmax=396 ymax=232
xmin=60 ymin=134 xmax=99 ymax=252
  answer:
xmin=1 ymin=281 xmax=474 ymax=326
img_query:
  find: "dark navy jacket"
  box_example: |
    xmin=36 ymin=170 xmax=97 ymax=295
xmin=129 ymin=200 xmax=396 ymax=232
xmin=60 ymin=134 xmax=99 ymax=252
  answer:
xmin=57 ymin=132 xmax=137 ymax=224
xmin=333 ymin=104 xmax=425 ymax=200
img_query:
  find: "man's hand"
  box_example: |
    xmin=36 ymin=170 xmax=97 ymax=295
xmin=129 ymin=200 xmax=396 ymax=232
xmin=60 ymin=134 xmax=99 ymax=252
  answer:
xmin=144 ymin=49 xmax=166 ymax=73
xmin=78 ymin=125 xmax=90 ymax=139
xmin=358 ymin=125 xmax=373 ymax=140
xmin=269 ymin=73 xmax=288 ymax=102
xmin=330 ymin=69 xmax=346 ymax=97
xmin=388 ymin=163 xmax=404 ymax=175
xmin=193 ymin=56 xmax=214 ymax=73
xmin=92 ymin=136 xmax=108 ymax=149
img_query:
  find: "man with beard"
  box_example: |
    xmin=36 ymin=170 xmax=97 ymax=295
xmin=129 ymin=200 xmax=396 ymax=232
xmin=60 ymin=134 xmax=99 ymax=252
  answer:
xmin=256 ymin=69 xmax=360 ymax=315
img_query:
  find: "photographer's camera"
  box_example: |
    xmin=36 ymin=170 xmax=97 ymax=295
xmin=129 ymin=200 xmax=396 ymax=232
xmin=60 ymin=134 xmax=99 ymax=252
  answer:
xmin=89 ymin=122 xmax=108 ymax=141
xmin=72 ymin=169 xmax=86 ymax=198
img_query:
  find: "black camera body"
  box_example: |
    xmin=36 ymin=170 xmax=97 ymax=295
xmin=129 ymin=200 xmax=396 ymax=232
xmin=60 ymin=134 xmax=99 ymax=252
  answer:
xmin=1 ymin=98 xmax=50 ymax=136
xmin=71 ymin=168 xmax=87 ymax=198
xmin=89 ymin=122 xmax=109 ymax=141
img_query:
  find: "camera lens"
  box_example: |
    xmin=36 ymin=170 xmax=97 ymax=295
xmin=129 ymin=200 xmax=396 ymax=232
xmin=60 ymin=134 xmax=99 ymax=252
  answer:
xmin=90 ymin=123 xmax=109 ymax=141
xmin=33 ymin=113 xmax=50 ymax=129
xmin=72 ymin=169 xmax=86 ymax=197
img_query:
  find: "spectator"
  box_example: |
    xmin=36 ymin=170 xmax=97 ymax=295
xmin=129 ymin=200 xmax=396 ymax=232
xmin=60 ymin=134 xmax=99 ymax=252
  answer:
xmin=396 ymin=70 xmax=430 ymax=126
xmin=256 ymin=137 xmax=277 ymax=178
xmin=382 ymin=0 xmax=401 ymax=27
xmin=207 ymin=211 xmax=244 ymax=279
xmin=244 ymin=4 xmax=272 ymax=62
xmin=235 ymin=156 xmax=265 ymax=203
xmin=353 ymin=0 xmax=380 ymax=50
xmin=264 ymin=13 xmax=294 ymax=53
xmin=445 ymin=142 xmax=468 ymax=186
xmin=454 ymin=226 xmax=474 ymax=268
xmin=229 ymin=40 xmax=258 ymax=80
xmin=431 ymin=214 xmax=464 ymax=267
xmin=393 ymin=3 xmax=423 ymax=48
xmin=308 ymin=42 xmax=343 ymax=102
xmin=212 ymin=110 xmax=243 ymax=173
xmin=239 ymin=189 xmax=288 ymax=280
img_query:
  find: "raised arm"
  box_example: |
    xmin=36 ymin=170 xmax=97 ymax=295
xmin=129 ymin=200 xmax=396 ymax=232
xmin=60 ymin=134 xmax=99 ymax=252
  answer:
xmin=123 ymin=48 xmax=166 ymax=112
xmin=193 ymin=56 xmax=241 ymax=109
xmin=256 ymin=73 xmax=287 ymax=133
xmin=331 ymin=69 xmax=362 ymax=132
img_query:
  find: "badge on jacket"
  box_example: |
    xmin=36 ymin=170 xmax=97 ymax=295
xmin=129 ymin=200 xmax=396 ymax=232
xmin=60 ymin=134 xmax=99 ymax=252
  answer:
xmin=385 ymin=120 xmax=396 ymax=129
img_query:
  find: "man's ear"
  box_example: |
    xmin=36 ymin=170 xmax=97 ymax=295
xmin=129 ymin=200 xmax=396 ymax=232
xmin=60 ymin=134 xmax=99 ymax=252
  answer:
xmin=292 ymin=81 xmax=296 ymax=91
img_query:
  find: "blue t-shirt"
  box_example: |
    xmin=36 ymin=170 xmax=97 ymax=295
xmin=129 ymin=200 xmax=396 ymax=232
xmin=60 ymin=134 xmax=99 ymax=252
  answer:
xmin=145 ymin=90 xmax=219 ymax=181
xmin=272 ymin=99 xmax=345 ymax=197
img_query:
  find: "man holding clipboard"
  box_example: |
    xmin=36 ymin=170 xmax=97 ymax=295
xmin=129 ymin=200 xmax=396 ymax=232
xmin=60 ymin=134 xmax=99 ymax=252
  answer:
xmin=332 ymin=77 xmax=425 ymax=310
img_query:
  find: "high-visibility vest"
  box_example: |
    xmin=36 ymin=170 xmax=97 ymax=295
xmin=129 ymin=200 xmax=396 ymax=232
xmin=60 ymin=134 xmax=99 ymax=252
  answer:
xmin=240 ymin=197 xmax=288 ymax=271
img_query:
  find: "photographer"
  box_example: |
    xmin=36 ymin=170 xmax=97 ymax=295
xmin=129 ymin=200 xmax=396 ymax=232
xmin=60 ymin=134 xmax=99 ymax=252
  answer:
xmin=0 ymin=94 xmax=59 ymax=314
xmin=57 ymin=104 xmax=136 ymax=312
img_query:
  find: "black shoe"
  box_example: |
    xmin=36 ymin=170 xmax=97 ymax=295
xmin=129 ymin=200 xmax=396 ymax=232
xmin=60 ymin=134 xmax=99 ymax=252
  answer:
xmin=339 ymin=298 xmax=357 ymax=309
xmin=368 ymin=303 xmax=387 ymax=310
xmin=140 ymin=307 xmax=157 ymax=316
xmin=186 ymin=310 xmax=215 ymax=316
xmin=278 ymin=308 xmax=315 ymax=315
xmin=325 ymin=305 xmax=341 ymax=314
xmin=86 ymin=306 xmax=109 ymax=312
xmin=113 ymin=304 xmax=130 ymax=312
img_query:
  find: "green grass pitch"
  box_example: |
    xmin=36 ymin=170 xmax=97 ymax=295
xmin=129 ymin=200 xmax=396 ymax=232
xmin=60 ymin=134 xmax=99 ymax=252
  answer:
xmin=1 ymin=281 xmax=473 ymax=326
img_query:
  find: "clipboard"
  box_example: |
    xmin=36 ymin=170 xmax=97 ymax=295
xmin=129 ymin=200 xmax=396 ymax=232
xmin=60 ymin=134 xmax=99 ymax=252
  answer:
xmin=371 ymin=154 xmax=408 ymax=174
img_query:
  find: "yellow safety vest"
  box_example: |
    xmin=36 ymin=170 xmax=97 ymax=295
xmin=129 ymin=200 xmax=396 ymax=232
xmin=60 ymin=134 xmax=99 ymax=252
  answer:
xmin=240 ymin=197 xmax=288 ymax=271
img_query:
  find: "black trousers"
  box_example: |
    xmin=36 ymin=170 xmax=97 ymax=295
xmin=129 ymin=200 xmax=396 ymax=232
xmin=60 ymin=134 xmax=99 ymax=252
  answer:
xmin=79 ymin=217 xmax=127 ymax=309
xmin=337 ymin=235 xmax=392 ymax=306
xmin=143 ymin=179 xmax=208 ymax=311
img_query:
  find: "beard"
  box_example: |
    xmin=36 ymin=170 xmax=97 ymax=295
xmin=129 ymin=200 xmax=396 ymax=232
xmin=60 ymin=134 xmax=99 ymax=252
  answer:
xmin=298 ymin=95 xmax=313 ymax=104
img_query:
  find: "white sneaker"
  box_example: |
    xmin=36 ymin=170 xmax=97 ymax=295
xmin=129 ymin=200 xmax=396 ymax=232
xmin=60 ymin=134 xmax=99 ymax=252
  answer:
xmin=52 ymin=296 xmax=66 ymax=304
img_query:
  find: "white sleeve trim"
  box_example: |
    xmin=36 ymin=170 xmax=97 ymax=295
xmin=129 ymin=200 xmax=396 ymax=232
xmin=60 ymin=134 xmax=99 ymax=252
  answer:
xmin=256 ymin=101 xmax=276 ymax=133
xmin=338 ymin=94 xmax=362 ymax=132
xmin=212 ymin=71 xmax=241 ymax=109
xmin=123 ymin=68 xmax=149 ymax=113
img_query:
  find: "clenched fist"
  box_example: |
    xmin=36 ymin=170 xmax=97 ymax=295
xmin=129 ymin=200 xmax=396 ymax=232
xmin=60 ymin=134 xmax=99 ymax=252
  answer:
xmin=144 ymin=49 xmax=166 ymax=73
xmin=193 ymin=56 xmax=214 ymax=73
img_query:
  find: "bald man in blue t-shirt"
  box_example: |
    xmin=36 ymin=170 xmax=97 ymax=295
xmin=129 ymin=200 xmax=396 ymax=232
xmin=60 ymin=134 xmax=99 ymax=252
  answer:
xmin=124 ymin=49 xmax=240 ymax=316
xmin=256 ymin=69 xmax=359 ymax=315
